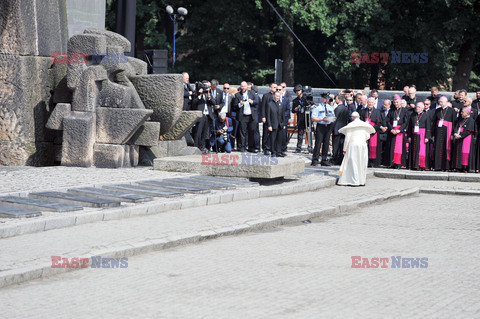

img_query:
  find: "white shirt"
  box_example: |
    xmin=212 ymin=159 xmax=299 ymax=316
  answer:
xmin=241 ymin=92 xmax=251 ymax=115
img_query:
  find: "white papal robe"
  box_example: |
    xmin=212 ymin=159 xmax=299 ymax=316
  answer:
xmin=337 ymin=118 xmax=376 ymax=186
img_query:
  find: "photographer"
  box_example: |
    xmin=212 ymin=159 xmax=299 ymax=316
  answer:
xmin=292 ymin=84 xmax=310 ymax=153
xmin=210 ymin=112 xmax=233 ymax=153
xmin=192 ymin=80 xmax=215 ymax=153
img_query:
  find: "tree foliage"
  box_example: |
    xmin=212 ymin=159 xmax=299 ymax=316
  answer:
xmin=105 ymin=0 xmax=480 ymax=90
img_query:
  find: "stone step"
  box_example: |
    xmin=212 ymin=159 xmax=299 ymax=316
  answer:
xmin=67 ymin=187 xmax=154 ymax=203
xmin=165 ymin=177 xmax=236 ymax=190
xmin=29 ymin=192 xmax=121 ymax=208
xmin=0 ymin=196 xmax=83 ymax=212
xmin=190 ymin=175 xmax=259 ymax=187
xmin=136 ymin=180 xmax=211 ymax=194
xmin=0 ymin=206 xmax=42 ymax=218
xmin=102 ymin=184 xmax=184 ymax=198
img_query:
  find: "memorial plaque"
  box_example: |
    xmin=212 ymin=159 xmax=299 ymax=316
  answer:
xmin=29 ymin=192 xmax=120 ymax=208
xmin=103 ymin=184 xmax=184 ymax=198
xmin=68 ymin=187 xmax=153 ymax=203
xmin=0 ymin=206 xmax=42 ymax=218
xmin=0 ymin=196 xmax=83 ymax=212
xmin=136 ymin=180 xmax=211 ymax=194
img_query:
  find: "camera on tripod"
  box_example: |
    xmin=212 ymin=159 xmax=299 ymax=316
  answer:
xmin=302 ymin=85 xmax=315 ymax=107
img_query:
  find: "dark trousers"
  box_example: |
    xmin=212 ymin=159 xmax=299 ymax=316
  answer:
xmin=262 ymin=122 xmax=270 ymax=151
xmin=312 ymin=124 xmax=332 ymax=162
xmin=254 ymin=125 xmax=261 ymax=150
xmin=270 ymin=127 xmax=283 ymax=156
xmin=239 ymin=115 xmax=257 ymax=151
xmin=296 ymin=119 xmax=306 ymax=151
xmin=193 ymin=116 xmax=210 ymax=151
xmin=282 ymin=127 xmax=288 ymax=152
xmin=332 ymin=133 xmax=345 ymax=164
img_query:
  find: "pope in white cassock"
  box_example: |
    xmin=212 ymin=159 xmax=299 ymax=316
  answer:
xmin=337 ymin=112 xmax=376 ymax=186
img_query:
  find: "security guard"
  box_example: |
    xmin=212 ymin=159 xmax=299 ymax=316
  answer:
xmin=311 ymin=93 xmax=335 ymax=166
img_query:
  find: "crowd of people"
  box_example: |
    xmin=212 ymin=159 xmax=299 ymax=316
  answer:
xmin=320 ymin=85 xmax=480 ymax=173
xmin=183 ymin=72 xmax=480 ymax=173
xmin=183 ymin=72 xmax=292 ymax=157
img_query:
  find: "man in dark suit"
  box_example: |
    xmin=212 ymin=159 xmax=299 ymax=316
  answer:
xmin=356 ymin=95 xmax=368 ymax=113
xmin=182 ymin=72 xmax=193 ymax=111
xmin=332 ymin=94 xmax=349 ymax=165
xmin=220 ymin=83 xmax=235 ymax=148
xmin=472 ymin=88 xmax=480 ymax=113
xmin=371 ymin=89 xmax=384 ymax=111
xmin=261 ymin=83 xmax=277 ymax=155
xmin=191 ymin=80 xmax=215 ymax=153
xmin=233 ymin=81 xmax=259 ymax=152
xmin=267 ymin=91 xmax=285 ymax=157
xmin=379 ymin=99 xmax=391 ymax=166
xmin=279 ymin=84 xmax=291 ymax=154
xmin=210 ymin=79 xmax=223 ymax=118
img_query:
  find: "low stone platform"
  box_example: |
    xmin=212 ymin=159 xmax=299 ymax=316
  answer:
xmin=153 ymin=153 xmax=305 ymax=179
xmin=374 ymin=168 xmax=480 ymax=182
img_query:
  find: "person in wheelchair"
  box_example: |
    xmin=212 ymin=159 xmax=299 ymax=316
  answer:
xmin=210 ymin=112 xmax=233 ymax=153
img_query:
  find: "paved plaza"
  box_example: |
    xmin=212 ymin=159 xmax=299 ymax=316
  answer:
xmin=1 ymin=163 xmax=480 ymax=318
xmin=1 ymin=190 xmax=479 ymax=318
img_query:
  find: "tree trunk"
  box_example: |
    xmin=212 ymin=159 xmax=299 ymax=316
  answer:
xmin=282 ymin=17 xmax=294 ymax=86
xmin=452 ymin=38 xmax=476 ymax=91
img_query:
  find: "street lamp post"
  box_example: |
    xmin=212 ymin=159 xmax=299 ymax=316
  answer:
xmin=166 ymin=5 xmax=188 ymax=69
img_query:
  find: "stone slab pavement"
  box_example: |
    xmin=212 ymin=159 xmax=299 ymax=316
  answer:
xmin=1 ymin=192 xmax=479 ymax=318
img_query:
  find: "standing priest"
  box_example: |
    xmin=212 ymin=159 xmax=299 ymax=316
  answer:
xmin=431 ymin=96 xmax=458 ymax=171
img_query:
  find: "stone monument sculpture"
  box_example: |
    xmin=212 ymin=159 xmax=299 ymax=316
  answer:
xmin=0 ymin=0 xmax=201 ymax=168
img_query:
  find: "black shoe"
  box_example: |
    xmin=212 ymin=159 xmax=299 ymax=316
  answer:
xmin=239 ymin=148 xmax=245 ymax=152
xmin=321 ymin=161 xmax=332 ymax=167
xmin=294 ymin=149 xmax=302 ymax=153
xmin=264 ymin=151 xmax=271 ymax=155
xmin=311 ymin=160 xmax=319 ymax=166
xmin=277 ymin=153 xmax=285 ymax=157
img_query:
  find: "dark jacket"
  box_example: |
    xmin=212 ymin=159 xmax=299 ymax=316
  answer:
xmin=266 ymin=99 xmax=285 ymax=129
xmin=192 ymin=93 xmax=215 ymax=120
xmin=233 ymin=90 xmax=259 ymax=122
xmin=333 ymin=104 xmax=349 ymax=135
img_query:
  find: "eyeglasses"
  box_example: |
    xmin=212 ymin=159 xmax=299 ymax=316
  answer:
xmin=346 ymin=99 xmax=353 ymax=101
xmin=223 ymin=87 xmax=230 ymax=90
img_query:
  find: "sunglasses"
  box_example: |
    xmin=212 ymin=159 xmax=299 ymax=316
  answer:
xmin=346 ymin=99 xmax=353 ymax=101
xmin=282 ymin=86 xmax=286 ymax=88
xmin=223 ymin=87 xmax=230 ymax=90
xmin=276 ymin=89 xmax=282 ymax=91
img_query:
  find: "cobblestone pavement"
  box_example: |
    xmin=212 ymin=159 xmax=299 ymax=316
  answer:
xmin=1 ymin=192 xmax=479 ymax=318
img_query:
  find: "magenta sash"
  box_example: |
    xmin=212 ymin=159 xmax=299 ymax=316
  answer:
xmin=460 ymin=127 xmax=472 ymax=166
xmin=393 ymin=125 xmax=403 ymax=164
xmin=414 ymin=128 xmax=427 ymax=168
xmin=366 ymin=118 xmax=377 ymax=159
xmin=439 ymin=120 xmax=453 ymax=161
